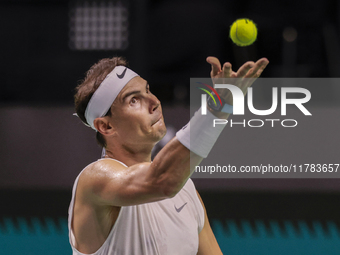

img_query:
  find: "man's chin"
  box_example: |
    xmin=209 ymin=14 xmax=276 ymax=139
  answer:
xmin=159 ymin=126 xmax=167 ymax=140
xmin=151 ymin=124 xmax=167 ymax=143
xmin=156 ymin=126 xmax=167 ymax=141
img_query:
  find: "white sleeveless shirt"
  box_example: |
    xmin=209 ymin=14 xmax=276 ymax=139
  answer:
xmin=68 ymin=159 xmax=205 ymax=255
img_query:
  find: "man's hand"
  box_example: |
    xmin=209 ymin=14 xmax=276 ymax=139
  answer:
xmin=206 ymin=57 xmax=269 ymax=106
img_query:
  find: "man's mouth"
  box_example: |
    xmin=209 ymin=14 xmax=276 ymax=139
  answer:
xmin=152 ymin=115 xmax=162 ymax=126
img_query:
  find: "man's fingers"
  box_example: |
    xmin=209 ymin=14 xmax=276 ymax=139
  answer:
xmin=256 ymin=57 xmax=270 ymax=66
xmin=206 ymin=56 xmax=221 ymax=77
xmin=252 ymin=58 xmax=269 ymax=78
xmin=222 ymin=62 xmax=232 ymax=77
xmin=243 ymin=58 xmax=269 ymax=78
xmin=237 ymin=61 xmax=255 ymax=77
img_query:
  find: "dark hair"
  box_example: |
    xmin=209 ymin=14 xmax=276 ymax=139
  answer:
xmin=74 ymin=56 xmax=128 ymax=147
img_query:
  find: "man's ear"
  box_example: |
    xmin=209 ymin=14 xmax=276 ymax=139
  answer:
xmin=93 ymin=117 xmax=115 ymax=136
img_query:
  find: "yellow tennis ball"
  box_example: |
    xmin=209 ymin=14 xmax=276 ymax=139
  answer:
xmin=230 ymin=18 xmax=257 ymax=46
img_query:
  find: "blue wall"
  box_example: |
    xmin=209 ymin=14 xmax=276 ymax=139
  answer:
xmin=0 ymin=217 xmax=71 ymax=255
xmin=1 ymin=217 xmax=340 ymax=255
xmin=214 ymin=219 xmax=340 ymax=255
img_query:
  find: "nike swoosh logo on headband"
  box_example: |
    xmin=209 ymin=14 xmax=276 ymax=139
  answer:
xmin=116 ymin=67 xmax=127 ymax=79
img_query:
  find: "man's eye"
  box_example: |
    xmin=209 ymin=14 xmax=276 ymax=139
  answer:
xmin=131 ymin=97 xmax=138 ymax=104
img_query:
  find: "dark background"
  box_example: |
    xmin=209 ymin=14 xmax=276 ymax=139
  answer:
xmin=1 ymin=0 xmax=340 ymax=254
xmin=1 ymin=0 xmax=339 ymax=105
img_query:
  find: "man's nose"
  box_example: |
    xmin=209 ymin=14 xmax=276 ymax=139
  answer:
xmin=149 ymin=94 xmax=160 ymax=113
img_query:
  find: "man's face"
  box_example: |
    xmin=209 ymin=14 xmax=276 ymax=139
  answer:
xmin=109 ymin=76 xmax=167 ymax=148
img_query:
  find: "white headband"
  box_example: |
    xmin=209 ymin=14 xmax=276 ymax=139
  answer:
xmin=85 ymin=66 xmax=139 ymax=130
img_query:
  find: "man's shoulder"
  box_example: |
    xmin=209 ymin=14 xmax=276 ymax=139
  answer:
xmin=82 ymin=158 xmax=127 ymax=179
xmin=77 ymin=159 xmax=127 ymax=200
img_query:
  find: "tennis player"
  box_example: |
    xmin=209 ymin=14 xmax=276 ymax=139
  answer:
xmin=68 ymin=56 xmax=269 ymax=255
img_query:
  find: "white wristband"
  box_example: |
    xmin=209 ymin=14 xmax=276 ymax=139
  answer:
xmin=176 ymin=108 xmax=225 ymax=158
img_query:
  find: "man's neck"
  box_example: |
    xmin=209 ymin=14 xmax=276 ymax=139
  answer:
xmin=104 ymin=143 xmax=153 ymax=167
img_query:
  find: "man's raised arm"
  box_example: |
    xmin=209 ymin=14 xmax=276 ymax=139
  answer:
xmin=80 ymin=57 xmax=269 ymax=207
